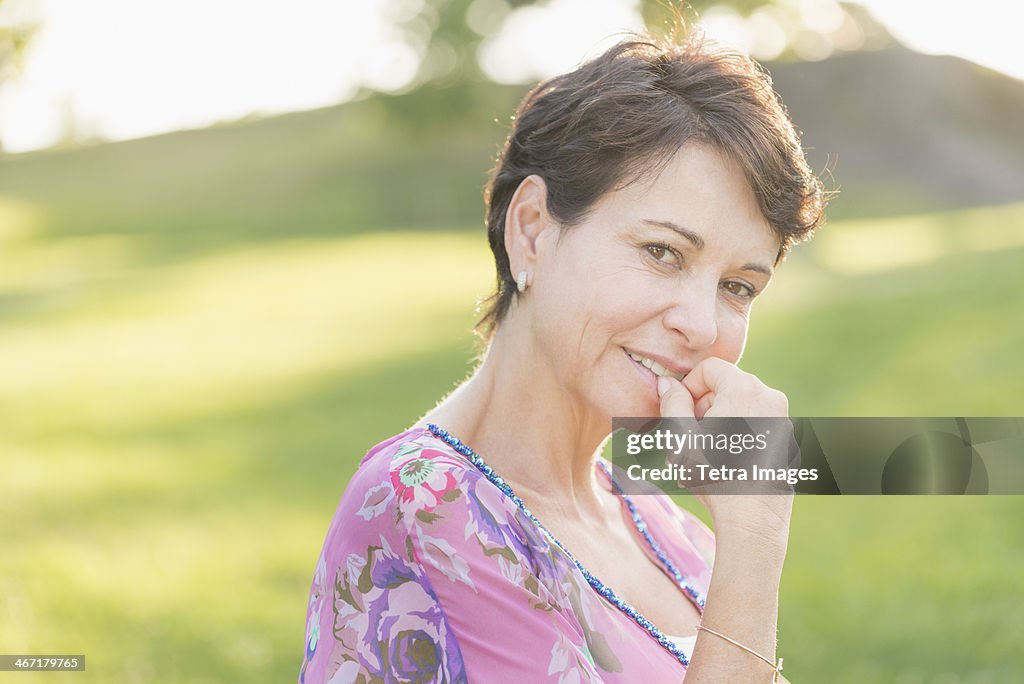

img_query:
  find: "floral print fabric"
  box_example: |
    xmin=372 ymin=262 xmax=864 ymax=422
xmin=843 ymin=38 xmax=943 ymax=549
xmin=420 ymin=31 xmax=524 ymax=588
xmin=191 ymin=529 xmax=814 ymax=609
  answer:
xmin=299 ymin=427 xmax=715 ymax=683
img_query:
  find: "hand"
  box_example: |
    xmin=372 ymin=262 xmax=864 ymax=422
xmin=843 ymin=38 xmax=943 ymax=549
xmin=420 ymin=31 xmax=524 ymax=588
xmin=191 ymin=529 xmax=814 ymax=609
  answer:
xmin=682 ymin=357 xmax=789 ymax=420
xmin=656 ymin=357 xmax=793 ymax=545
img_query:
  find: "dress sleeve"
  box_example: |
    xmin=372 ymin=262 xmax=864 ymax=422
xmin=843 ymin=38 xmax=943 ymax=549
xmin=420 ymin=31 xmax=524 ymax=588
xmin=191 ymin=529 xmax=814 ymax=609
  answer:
xmin=299 ymin=436 xmax=606 ymax=684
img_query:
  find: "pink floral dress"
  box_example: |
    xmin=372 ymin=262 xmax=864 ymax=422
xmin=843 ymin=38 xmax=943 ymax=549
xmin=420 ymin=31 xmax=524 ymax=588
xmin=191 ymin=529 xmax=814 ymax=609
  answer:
xmin=299 ymin=426 xmax=715 ymax=683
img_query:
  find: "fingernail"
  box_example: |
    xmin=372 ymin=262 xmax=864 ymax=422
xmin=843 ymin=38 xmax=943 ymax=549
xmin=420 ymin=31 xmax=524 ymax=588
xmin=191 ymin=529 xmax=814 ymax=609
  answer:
xmin=657 ymin=376 xmax=669 ymax=397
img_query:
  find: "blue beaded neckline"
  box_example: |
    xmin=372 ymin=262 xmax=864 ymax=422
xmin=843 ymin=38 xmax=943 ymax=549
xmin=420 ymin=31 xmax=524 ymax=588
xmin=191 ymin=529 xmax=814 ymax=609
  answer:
xmin=425 ymin=423 xmax=706 ymax=668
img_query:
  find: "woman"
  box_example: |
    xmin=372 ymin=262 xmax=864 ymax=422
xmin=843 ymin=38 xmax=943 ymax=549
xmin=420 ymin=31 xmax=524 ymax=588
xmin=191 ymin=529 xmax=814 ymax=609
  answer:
xmin=300 ymin=30 xmax=825 ymax=683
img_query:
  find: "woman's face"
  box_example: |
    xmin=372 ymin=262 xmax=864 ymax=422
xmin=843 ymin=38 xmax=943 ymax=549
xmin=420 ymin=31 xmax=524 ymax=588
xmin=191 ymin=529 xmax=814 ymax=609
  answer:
xmin=527 ymin=143 xmax=780 ymax=419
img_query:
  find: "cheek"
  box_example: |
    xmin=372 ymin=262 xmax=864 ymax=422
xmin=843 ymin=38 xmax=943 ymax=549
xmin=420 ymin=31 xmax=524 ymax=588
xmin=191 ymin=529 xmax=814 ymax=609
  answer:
xmin=715 ymin=312 xmax=750 ymax=362
xmin=540 ymin=259 xmax=630 ymax=330
xmin=531 ymin=277 xmax=603 ymax=364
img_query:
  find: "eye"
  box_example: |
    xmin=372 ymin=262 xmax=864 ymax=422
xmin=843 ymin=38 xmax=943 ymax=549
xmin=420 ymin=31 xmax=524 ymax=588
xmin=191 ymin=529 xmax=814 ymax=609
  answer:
xmin=721 ymin=280 xmax=757 ymax=299
xmin=644 ymin=243 xmax=680 ymax=266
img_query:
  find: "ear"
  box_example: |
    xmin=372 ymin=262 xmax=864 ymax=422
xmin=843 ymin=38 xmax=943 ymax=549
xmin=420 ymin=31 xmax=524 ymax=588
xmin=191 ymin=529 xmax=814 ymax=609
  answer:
xmin=504 ymin=175 xmax=555 ymax=278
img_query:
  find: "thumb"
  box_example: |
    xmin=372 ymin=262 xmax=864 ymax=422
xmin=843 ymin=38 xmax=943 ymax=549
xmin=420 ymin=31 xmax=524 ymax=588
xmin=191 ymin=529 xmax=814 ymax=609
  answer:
xmin=657 ymin=376 xmax=696 ymax=418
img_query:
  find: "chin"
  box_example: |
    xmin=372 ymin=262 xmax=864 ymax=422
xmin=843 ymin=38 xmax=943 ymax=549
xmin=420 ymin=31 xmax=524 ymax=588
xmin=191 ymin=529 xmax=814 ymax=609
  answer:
xmin=599 ymin=388 xmax=660 ymax=421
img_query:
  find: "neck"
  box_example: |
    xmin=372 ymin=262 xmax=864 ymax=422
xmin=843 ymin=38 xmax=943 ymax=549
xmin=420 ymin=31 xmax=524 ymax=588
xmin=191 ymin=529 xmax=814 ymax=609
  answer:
xmin=419 ymin=316 xmax=611 ymax=519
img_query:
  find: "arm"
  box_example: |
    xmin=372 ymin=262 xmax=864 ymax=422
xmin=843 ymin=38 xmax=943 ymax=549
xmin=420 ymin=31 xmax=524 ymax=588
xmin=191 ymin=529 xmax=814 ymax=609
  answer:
xmin=300 ymin=437 xmax=606 ymax=684
xmin=658 ymin=358 xmax=794 ymax=682
xmin=686 ymin=517 xmax=790 ymax=682
xmin=298 ymin=468 xmax=470 ymax=684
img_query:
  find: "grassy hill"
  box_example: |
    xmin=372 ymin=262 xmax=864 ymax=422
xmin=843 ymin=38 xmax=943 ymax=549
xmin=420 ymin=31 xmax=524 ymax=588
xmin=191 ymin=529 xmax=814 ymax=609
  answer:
xmin=770 ymin=45 xmax=1024 ymax=217
xmin=0 ymin=86 xmax=520 ymax=259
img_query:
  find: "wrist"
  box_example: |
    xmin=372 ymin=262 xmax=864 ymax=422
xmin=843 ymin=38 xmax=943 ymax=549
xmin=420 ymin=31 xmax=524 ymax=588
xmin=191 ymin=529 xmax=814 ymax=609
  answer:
xmin=708 ymin=497 xmax=792 ymax=546
xmin=713 ymin=522 xmax=790 ymax=564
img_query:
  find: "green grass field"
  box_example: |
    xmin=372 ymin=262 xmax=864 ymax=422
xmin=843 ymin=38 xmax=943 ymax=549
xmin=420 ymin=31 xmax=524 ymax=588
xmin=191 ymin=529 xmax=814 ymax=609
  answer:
xmin=1 ymin=159 xmax=1023 ymax=683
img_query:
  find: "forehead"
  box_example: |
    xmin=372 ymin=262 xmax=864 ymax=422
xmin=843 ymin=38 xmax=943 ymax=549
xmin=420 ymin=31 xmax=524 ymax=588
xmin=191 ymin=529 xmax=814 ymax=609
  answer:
xmin=596 ymin=143 xmax=778 ymax=255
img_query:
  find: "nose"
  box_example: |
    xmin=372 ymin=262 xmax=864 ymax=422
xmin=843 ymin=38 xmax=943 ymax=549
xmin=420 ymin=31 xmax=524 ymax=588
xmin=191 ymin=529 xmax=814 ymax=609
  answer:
xmin=661 ymin=277 xmax=719 ymax=350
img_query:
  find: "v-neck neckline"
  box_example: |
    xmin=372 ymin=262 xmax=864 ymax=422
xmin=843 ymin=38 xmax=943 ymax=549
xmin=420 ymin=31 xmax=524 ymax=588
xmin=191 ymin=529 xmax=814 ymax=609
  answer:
xmin=421 ymin=423 xmax=706 ymax=666
xmin=593 ymin=460 xmax=706 ymax=615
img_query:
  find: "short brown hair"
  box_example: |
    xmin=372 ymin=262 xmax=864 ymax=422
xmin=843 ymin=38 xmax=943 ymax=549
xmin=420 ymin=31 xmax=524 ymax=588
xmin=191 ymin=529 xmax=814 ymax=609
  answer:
xmin=477 ymin=32 xmax=828 ymax=340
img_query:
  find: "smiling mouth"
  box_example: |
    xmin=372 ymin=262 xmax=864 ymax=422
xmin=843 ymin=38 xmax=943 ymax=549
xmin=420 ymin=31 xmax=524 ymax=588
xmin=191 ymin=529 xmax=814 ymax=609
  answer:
xmin=624 ymin=349 xmax=687 ymax=381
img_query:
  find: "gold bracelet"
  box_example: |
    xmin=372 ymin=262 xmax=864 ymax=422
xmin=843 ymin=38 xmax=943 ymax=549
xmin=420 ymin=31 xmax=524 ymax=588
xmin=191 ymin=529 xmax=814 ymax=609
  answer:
xmin=695 ymin=624 xmax=784 ymax=682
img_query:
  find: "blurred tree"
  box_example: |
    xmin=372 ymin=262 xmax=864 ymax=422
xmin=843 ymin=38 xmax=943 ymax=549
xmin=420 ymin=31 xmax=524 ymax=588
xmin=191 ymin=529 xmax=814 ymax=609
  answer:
xmin=370 ymin=0 xmax=895 ymax=133
xmin=382 ymin=0 xmax=894 ymax=94
xmin=0 ymin=0 xmax=38 ymax=152
xmin=639 ymin=0 xmax=894 ymax=60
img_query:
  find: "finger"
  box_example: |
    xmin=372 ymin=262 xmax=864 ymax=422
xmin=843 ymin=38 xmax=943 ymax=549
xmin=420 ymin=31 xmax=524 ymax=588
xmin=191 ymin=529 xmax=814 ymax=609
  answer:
xmin=657 ymin=376 xmax=704 ymax=483
xmin=694 ymin=391 xmax=715 ymax=420
xmin=682 ymin=357 xmax=737 ymax=399
xmin=657 ymin=375 xmax=695 ymax=418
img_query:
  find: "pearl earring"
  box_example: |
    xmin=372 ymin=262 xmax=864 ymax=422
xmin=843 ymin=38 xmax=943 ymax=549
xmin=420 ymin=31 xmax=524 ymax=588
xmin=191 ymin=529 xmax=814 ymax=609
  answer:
xmin=516 ymin=271 xmax=529 ymax=293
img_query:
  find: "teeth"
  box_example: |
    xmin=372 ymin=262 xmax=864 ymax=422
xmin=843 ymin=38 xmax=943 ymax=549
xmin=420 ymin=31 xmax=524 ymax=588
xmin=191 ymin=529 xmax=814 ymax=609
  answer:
xmin=627 ymin=351 xmax=686 ymax=380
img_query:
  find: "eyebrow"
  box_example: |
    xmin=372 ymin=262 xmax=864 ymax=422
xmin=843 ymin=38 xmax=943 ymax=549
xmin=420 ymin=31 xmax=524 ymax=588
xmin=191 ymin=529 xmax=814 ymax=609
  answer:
xmin=642 ymin=219 xmax=705 ymax=250
xmin=641 ymin=218 xmax=774 ymax=277
xmin=739 ymin=262 xmax=774 ymax=277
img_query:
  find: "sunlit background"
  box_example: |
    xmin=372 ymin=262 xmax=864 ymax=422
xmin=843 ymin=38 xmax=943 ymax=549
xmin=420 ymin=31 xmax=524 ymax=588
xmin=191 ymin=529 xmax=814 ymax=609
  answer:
xmin=1 ymin=0 xmax=1023 ymax=682
xmin=1 ymin=0 xmax=1023 ymax=152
